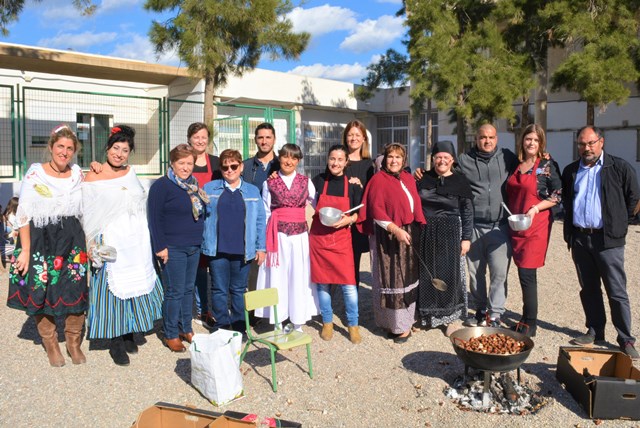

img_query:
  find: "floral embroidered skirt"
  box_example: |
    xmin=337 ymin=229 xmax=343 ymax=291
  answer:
xmin=7 ymin=216 xmax=89 ymax=316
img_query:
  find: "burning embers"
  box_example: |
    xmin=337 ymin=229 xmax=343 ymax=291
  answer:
xmin=444 ymin=371 xmax=549 ymax=414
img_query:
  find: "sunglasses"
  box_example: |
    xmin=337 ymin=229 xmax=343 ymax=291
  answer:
xmin=221 ymin=164 xmax=240 ymax=172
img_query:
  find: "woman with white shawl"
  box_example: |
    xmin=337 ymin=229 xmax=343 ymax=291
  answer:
xmin=7 ymin=125 xmax=88 ymax=367
xmin=82 ymin=125 xmax=163 ymax=366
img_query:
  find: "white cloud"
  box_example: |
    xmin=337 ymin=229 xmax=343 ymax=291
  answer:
xmin=99 ymin=0 xmax=142 ymax=13
xmin=109 ymin=34 xmax=181 ymax=66
xmin=287 ymin=5 xmax=358 ymax=37
xmin=41 ymin=4 xmax=86 ymax=21
xmin=340 ymin=15 xmax=404 ymax=54
xmin=288 ymin=63 xmax=368 ymax=82
xmin=38 ymin=31 xmax=118 ymax=50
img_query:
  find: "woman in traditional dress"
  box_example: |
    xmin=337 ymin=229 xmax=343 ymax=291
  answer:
xmin=82 ymin=125 xmax=163 ymax=366
xmin=7 ymin=125 xmax=88 ymax=367
xmin=188 ymin=122 xmax=220 ymax=328
xmin=201 ymin=149 xmax=266 ymax=332
xmin=416 ymin=141 xmax=473 ymax=334
xmin=256 ymin=144 xmax=318 ymax=331
xmin=310 ymin=145 xmax=363 ymax=343
xmin=148 ymin=144 xmax=208 ymax=352
xmin=357 ymin=143 xmax=426 ymax=343
xmin=342 ymin=120 xmax=374 ymax=286
xmin=506 ymin=124 xmax=561 ymax=337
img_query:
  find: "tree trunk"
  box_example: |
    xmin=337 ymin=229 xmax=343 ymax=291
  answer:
xmin=456 ymin=92 xmax=466 ymax=154
xmin=535 ymin=65 xmax=548 ymax=130
xmin=408 ymin=84 xmax=422 ymax=172
xmin=520 ymin=94 xmax=530 ymax=133
xmin=426 ymin=98 xmax=433 ymax=170
xmin=586 ymin=102 xmax=594 ymax=126
xmin=204 ymin=74 xmax=217 ymax=127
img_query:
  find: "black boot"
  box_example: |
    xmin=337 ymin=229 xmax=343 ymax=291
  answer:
xmin=109 ymin=336 xmax=130 ymax=366
xmin=123 ymin=333 xmax=138 ymax=354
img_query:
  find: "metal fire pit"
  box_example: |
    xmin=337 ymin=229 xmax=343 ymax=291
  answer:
xmin=449 ymin=327 xmax=535 ymax=408
xmin=449 ymin=327 xmax=534 ymax=372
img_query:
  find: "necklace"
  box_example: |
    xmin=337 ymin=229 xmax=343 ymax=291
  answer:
xmin=106 ymin=160 xmax=126 ymax=171
xmin=49 ymin=161 xmax=68 ymax=176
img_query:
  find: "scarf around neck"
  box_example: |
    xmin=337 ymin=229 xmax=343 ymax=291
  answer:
xmin=167 ymin=167 xmax=209 ymax=220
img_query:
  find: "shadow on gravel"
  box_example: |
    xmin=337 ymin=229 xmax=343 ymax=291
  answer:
xmin=520 ymin=361 xmax=587 ymax=419
xmin=174 ymin=358 xmax=191 ymax=384
xmin=498 ymin=309 xmax=585 ymax=339
xmin=401 ymin=351 xmax=463 ymax=382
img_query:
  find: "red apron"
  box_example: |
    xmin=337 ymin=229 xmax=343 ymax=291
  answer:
xmin=506 ymin=159 xmax=552 ymax=269
xmin=192 ymin=154 xmax=212 ymax=188
xmin=309 ymin=176 xmax=356 ymax=285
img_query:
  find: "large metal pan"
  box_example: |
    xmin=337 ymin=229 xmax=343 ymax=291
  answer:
xmin=449 ymin=327 xmax=534 ymax=372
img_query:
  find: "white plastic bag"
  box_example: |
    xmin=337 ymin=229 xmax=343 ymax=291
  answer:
xmin=189 ymin=329 xmax=244 ymax=406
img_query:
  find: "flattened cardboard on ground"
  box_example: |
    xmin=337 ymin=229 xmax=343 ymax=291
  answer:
xmin=556 ymin=346 xmax=640 ymax=420
xmin=130 ymin=402 xmax=255 ymax=428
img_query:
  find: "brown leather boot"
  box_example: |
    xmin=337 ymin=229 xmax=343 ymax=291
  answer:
xmin=35 ymin=314 xmax=65 ymax=367
xmin=348 ymin=326 xmax=362 ymax=344
xmin=320 ymin=323 xmax=333 ymax=341
xmin=64 ymin=313 xmax=87 ymax=364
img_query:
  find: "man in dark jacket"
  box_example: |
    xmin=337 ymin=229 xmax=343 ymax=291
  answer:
xmin=562 ymin=125 xmax=639 ymax=359
xmin=458 ymin=124 xmax=519 ymax=327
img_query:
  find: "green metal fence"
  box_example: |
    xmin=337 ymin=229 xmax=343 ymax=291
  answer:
xmin=0 ymin=85 xmax=17 ymax=178
xmin=1 ymin=87 xmax=296 ymax=180
xmin=21 ymin=87 xmax=163 ymax=176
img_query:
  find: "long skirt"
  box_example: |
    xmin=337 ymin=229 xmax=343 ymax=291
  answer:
xmin=87 ymin=264 xmax=164 ymax=339
xmin=370 ymin=223 xmax=420 ymax=334
xmin=255 ymin=231 xmax=318 ymax=325
xmin=7 ymin=217 xmax=88 ymax=316
xmin=417 ymin=215 xmax=467 ymax=327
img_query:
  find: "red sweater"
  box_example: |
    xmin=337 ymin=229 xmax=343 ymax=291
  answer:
xmin=357 ymin=170 xmax=426 ymax=235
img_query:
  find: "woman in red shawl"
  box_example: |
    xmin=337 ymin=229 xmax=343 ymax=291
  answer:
xmin=357 ymin=143 xmax=426 ymax=343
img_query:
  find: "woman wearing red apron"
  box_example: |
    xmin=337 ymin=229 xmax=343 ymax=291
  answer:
xmin=506 ymin=124 xmax=562 ymax=337
xmin=310 ymin=145 xmax=363 ymax=344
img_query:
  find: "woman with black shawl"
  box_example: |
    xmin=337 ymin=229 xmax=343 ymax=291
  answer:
xmin=416 ymin=141 xmax=473 ymax=333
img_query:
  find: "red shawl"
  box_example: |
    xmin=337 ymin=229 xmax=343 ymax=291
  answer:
xmin=356 ymin=170 xmax=426 ymax=235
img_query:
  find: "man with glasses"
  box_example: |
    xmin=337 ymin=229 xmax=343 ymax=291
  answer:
xmin=561 ymin=125 xmax=639 ymax=359
xmin=242 ymin=123 xmax=280 ymax=323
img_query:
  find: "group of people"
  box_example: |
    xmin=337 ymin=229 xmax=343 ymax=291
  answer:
xmin=6 ymin=118 xmax=639 ymax=369
xmin=439 ymin=123 xmax=638 ymax=359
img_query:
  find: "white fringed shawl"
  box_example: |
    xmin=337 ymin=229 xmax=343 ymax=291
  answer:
xmin=16 ymin=163 xmax=83 ymax=228
xmin=81 ymin=167 xmax=157 ymax=299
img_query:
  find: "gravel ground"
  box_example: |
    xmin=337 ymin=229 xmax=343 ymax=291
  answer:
xmin=1 ymin=222 xmax=639 ymax=427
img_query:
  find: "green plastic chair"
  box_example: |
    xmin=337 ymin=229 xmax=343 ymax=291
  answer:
xmin=240 ymin=288 xmax=313 ymax=392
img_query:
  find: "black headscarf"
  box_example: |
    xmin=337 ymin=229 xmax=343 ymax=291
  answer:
xmin=419 ymin=141 xmax=473 ymax=199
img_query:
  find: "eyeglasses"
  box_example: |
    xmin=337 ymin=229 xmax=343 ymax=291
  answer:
xmin=576 ymin=138 xmax=602 ymax=149
xmin=221 ymin=164 xmax=240 ymax=172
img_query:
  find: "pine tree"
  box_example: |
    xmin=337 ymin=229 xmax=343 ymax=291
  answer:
xmin=0 ymin=1 xmax=95 ymax=35
xmin=144 ymin=0 xmax=309 ymax=126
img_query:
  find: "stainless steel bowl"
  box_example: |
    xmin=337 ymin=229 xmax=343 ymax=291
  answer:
xmin=319 ymin=207 xmax=342 ymax=226
xmin=508 ymin=214 xmax=532 ymax=231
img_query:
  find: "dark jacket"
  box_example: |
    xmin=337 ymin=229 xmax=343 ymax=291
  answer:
xmin=457 ymin=147 xmax=519 ymax=224
xmin=561 ymin=152 xmax=640 ymax=249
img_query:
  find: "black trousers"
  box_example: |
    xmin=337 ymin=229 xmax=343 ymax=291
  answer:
xmin=517 ymin=267 xmax=537 ymax=326
xmin=571 ymin=231 xmax=635 ymax=347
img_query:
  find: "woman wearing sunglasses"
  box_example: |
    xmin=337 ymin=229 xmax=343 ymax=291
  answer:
xmin=201 ymin=149 xmax=266 ymax=331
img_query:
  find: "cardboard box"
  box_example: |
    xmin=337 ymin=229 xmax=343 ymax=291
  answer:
xmin=556 ymin=347 xmax=640 ymax=420
xmin=131 ymin=402 xmax=304 ymax=428
xmin=130 ymin=402 xmax=255 ymax=428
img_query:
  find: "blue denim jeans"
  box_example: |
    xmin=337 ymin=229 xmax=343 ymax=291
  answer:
xmin=162 ymin=245 xmax=200 ymax=339
xmin=194 ymin=264 xmax=209 ymax=316
xmin=209 ymin=253 xmax=251 ymax=329
xmin=317 ymin=284 xmax=358 ymax=327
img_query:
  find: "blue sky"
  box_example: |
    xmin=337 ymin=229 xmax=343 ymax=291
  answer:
xmin=2 ymin=0 xmax=407 ymax=83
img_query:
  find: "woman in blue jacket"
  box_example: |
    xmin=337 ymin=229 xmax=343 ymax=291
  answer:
xmin=202 ymin=149 xmax=266 ymax=332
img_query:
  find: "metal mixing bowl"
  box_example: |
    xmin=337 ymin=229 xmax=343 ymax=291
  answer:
xmin=508 ymin=214 xmax=532 ymax=231
xmin=319 ymin=207 xmax=342 ymax=226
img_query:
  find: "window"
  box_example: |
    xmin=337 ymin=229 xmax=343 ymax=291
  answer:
xmin=31 ymin=136 xmax=48 ymax=146
xmin=636 ymin=129 xmax=640 ymax=162
xmin=76 ymin=113 xmax=112 ymax=168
